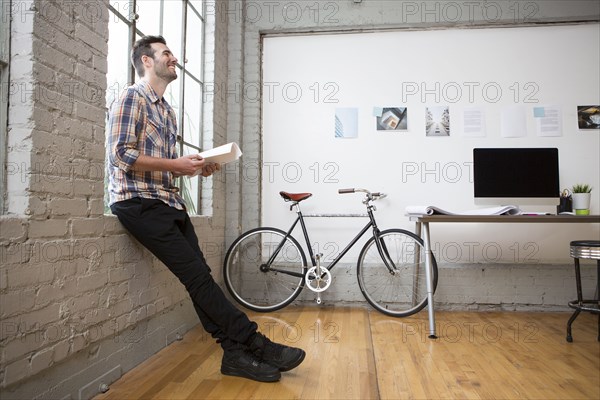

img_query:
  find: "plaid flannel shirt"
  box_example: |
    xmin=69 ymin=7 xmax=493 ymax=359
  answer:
xmin=107 ymin=80 xmax=185 ymax=210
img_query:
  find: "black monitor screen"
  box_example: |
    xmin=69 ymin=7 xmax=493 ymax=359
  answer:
xmin=473 ymin=148 xmax=559 ymax=198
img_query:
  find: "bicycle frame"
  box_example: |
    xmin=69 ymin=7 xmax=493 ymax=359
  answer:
xmin=265 ymin=199 xmax=398 ymax=279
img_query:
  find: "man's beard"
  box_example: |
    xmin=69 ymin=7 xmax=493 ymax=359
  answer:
xmin=157 ymin=64 xmax=177 ymax=83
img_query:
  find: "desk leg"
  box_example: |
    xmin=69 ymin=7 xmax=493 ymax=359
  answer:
xmin=422 ymin=222 xmax=437 ymax=339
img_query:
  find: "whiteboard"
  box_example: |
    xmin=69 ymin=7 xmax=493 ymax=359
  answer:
xmin=261 ymin=24 xmax=600 ymax=263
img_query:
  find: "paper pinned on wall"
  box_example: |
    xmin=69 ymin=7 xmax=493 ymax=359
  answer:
xmin=534 ymin=106 xmax=562 ymax=137
xmin=501 ymin=105 xmax=527 ymax=138
xmin=461 ymin=106 xmax=486 ymax=137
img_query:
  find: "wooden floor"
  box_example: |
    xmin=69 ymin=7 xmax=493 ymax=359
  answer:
xmin=94 ymin=306 xmax=599 ymax=399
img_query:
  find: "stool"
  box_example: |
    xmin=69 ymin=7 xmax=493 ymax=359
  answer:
xmin=566 ymin=240 xmax=600 ymax=342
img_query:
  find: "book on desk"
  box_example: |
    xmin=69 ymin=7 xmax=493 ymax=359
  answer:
xmin=404 ymin=205 xmax=552 ymax=217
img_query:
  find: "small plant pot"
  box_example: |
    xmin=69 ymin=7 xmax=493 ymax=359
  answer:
xmin=572 ymin=193 xmax=591 ymax=215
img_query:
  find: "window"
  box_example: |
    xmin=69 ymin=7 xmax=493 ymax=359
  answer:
xmin=106 ymin=0 xmax=206 ymax=214
xmin=0 ymin=0 xmax=10 ymax=213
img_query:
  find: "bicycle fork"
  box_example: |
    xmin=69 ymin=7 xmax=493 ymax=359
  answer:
xmin=305 ymin=253 xmax=332 ymax=304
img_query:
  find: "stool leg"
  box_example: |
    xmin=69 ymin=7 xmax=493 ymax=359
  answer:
xmin=597 ymin=260 xmax=599 ymax=342
xmin=567 ymin=309 xmax=580 ymax=342
xmin=567 ymin=257 xmax=583 ymax=342
xmin=575 ymin=258 xmax=583 ymax=305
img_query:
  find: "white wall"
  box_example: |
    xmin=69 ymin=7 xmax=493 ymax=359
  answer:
xmin=261 ymin=23 xmax=600 ymax=264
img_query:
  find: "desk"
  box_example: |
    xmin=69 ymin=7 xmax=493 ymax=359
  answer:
xmin=412 ymin=214 xmax=600 ymax=339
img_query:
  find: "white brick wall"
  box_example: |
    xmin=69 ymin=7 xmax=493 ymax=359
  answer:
xmin=0 ymin=1 xmax=229 ymax=398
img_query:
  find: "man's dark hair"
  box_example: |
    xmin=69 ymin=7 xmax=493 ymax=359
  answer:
xmin=131 ymin=35 xmax=167 ymax=78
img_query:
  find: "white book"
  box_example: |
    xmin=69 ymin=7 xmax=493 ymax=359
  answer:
xmin=198 ymin=142 xmax=242 ymax=164
xmin=190 ymin=142 xmax=242 ymax=176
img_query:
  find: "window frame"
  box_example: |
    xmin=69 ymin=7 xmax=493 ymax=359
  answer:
xmin=107 ymin=0 xmax=207 ymax=213
xmin=0 ymin=0 xmax=11 ymax=214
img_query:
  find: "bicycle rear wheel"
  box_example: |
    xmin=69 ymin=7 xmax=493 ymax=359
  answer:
xmin=357 ymin=229 xmax=438 ymax=317
xmin=223 ymin=227 xmax=307 ymax=312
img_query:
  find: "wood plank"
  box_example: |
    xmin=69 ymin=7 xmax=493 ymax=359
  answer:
xmin=93 ymin=307 xmax=600 ymax=400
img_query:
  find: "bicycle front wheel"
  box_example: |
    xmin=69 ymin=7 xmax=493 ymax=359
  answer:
xmin=223 ymin=227 xmax=307 ymax=312
xmin=357 ymin=229 xmax=438 ymax=317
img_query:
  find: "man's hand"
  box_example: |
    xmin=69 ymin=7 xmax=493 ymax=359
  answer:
xmin=200 ymin=161 xmax=221 ymax=177
xmin=131 ymin=154 xmax=219 ymax=177
xmin=172 ymin=154 xmax=205 ymax=176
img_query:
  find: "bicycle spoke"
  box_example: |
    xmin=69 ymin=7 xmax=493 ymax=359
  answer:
xmin=357 ymin=229 xmax=438 ymax=317
xmin=224 ymin=228 xmax=306 ymax=312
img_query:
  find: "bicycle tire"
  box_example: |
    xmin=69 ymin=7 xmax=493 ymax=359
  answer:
xmin=357 ymin=229 xmax=438 ymax=317
xmin=223 ymin=227 xmax=307 ymax=312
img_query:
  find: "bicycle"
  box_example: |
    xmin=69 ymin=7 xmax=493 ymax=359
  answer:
xmin=223 ymin=188 xmax=438 ymax=317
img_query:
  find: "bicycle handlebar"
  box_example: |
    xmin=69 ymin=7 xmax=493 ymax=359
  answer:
xmin=338 ymin=188 xmax=387 ymax=200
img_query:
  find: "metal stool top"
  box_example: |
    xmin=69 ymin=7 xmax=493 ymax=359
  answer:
xmin=570 ymin=240 xmax=600 ymax=260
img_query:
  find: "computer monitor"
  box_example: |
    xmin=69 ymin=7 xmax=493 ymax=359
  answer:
xmin=473 ymin=148 xmax=560 ymax=206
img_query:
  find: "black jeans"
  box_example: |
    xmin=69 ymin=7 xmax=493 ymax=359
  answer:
xmin=111 ymin=197 xmax=257 ymax=350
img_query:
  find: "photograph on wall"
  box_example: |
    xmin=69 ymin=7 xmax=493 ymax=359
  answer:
xmin=335 ymin=108 xmax=359 ymax=138
xmin=577 ymin=105 xmax=600 ymax=129
xmin=425 ymin=106 xmax=450 ymax=136
xmin=375 ymin=107 xmax=408 ymax=130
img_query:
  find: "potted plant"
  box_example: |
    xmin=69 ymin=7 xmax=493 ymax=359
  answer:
xmin=571 ymin=184 xmax=592 ymax=215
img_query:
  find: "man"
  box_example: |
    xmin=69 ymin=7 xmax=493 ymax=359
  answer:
xmin=106 ymin=35 xmax=305 ymax=383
